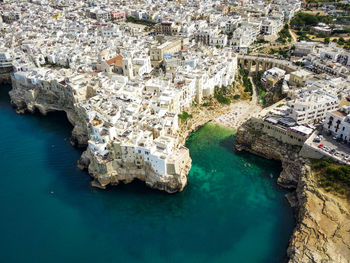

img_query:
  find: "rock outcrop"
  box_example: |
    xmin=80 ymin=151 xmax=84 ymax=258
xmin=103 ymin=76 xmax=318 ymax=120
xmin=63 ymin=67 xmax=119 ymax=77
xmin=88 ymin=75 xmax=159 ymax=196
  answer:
xmin=235 ymin=118 xmax=304 ymax=188
xmin=288 ymin=170 xmax=350 ymax=263
xmin=9 ymin=76 xmax=88 ymax=146
xmin=80 ymin=148 xmax=190 ymax=193
xmin=235 ymin=118 xmax=350 ymax=263
xmin=264 ymin=82 xmax=285 ymax=107
xmin=9 ymin=77 xmax=191 ymax=193
xmin=0 ymin=73 xmax=11 ymax=84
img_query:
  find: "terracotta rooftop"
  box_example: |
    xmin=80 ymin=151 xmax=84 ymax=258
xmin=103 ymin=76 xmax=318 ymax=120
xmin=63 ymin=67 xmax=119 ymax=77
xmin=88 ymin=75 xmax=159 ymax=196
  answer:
xmin=106 ymin=55 xmax=123 ymax=67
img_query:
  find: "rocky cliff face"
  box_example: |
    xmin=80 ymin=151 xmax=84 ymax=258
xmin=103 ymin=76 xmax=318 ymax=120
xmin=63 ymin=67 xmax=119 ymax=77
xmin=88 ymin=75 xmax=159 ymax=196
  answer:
xmin=9 ymin=77 xmax=88 ymax=146
xmin=264 ymin=82 xmax=285 ymax=107
xmin=235 ymin=118 xmax=304 ymax=188
xmin=0 ymin=73 xmax=11 ymax=85
xmin=9 ymin=77 xmax=191 ymax=193
xmin=79 ymin=149 xmax=191 ymax=193
xmin=235 ymin=118 xmax=350 ymax=263
xmin=288 ymin=170 xmax=350 ymax=263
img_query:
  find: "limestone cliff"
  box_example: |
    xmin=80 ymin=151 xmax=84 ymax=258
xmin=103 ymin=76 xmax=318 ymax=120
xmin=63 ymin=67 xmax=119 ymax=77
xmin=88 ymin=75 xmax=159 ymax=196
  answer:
xmin=235 ymin=118 xmax=304 ymax=188
xmin=235 ymin=118 xmax=350 ymax=263
xmin=288 ymin=170 xmax=350 ymax=263
xmin=9 ymin=77 xmax=191 ymax=193
xmin=264 ymin=82 xmax=285 ymax=107
xmin=9 ymin=76 xmax=88 ymax=146
xmin=79 ymin=148 xmax=191 ymax=193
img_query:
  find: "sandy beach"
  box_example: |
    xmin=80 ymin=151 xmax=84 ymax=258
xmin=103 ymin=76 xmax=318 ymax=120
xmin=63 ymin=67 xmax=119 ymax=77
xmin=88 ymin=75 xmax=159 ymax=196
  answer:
xmin=212 ymin=101 xmax=262 ymax=130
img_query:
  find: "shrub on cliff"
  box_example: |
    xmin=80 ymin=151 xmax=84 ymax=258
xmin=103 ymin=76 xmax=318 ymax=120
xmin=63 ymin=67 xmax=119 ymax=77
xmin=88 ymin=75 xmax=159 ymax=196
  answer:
xmin=178 ymin=111 xmax=192 ymax=122
xmin=312 ymin=159 xmax=350 ymax=194
xmin=239 ymin=69 xmax=253 ymax=96
xmin=214 ymin=86 xmax=231 ymax=105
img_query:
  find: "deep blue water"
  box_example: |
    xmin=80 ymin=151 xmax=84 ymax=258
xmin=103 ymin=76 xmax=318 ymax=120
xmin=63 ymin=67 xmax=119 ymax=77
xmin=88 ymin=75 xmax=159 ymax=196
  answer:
xmin=0 ymin=84 xmax=294 ymax=263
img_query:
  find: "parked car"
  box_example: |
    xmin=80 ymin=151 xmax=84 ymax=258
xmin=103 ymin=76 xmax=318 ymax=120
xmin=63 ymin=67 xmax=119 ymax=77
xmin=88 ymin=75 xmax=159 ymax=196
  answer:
xmin=318 ymin=144 xmax=324 ymax=148
xmin=323 ymin=146 xmax=331 ymax=152
xmin=333 ymin=136 xmax=337 ymax=140
xmin=313 ymin=136 xmax=321 ymax=143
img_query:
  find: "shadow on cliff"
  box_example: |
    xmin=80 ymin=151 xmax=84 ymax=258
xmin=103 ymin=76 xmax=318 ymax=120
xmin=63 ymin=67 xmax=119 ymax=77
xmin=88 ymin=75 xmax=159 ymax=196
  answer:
xmin=0 ymin=84 xmax=12 ymax=110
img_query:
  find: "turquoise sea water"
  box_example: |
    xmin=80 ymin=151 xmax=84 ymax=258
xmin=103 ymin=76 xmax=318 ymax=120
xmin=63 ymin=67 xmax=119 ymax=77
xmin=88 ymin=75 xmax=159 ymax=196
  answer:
xmin=0 ymin=84 xmax=294 ymax=263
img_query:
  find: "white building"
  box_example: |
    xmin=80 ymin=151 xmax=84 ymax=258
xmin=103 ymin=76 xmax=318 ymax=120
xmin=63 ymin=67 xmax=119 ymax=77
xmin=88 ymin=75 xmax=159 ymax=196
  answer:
xmin=323 ymin=106 xmax=350 ymax=142
xmin=209 ymin=34 xmax=227 ymax=47
xmin=229 ymin=26 xmax=258 ymax=53
xmin=288 ymin=92 xmax=339 ymax=125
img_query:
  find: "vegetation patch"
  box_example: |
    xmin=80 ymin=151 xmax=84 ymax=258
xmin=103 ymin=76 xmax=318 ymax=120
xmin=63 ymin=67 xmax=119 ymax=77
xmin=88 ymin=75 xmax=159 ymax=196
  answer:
xmin=291 ymin=12 xmax=333 ymax=30
xmin=214 ymin=86 xmax=231 ymax=105
xmin=277 ymin=24 xmax=292 ymax=43
xmin=295 ymin=31 xmax=311 ymax=41
xmin=178 ymin=111 xmax=193 ymax=122
xmin=311 ymin=159 xmax=350 ymax=195
xmin=289 ymin=12 xmax=350 ymax=48
xmin=201 ymin=102 xmax=211 ymax=107
xmin=239 ymin=69 xmax=253 ymax=96
xmin=269 ymin=47 xmax=291 ymax=59
xmin=295 ymin=61 xmax=305 ymax=67
xmin=252 ymin=72 xmax=266 ymax=105
xmin=333 ymin=37 xmax=350 ymax=49
xmin=43 ymin=59 xmax=69 ymax=69
xmin=126 ymin=16 xmax=156 ymax=26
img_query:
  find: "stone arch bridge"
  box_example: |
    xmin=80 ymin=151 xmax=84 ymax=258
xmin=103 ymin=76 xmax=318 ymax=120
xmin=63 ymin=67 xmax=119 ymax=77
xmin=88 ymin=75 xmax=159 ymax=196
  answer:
xmin=238 ymin=55 xmax=299 ymax=74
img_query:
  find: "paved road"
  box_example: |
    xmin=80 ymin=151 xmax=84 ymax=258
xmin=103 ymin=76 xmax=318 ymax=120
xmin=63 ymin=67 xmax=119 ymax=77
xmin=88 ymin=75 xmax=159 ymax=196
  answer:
xmin=249 ymin=76 xmax=258 ymax=105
